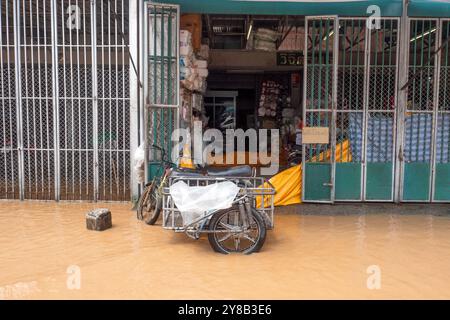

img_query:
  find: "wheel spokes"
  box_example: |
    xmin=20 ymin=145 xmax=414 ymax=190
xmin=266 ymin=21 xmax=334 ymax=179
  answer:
xmin=218 ymin=232 xmax=233 ymax=243
xmin=214 ymin=209 xmax=261 ymax=253
xmin=219 ymin=221 xmax=235 ymax=230
xmin=234 ymin=236 xmax=241 ymax=251
xmin=241 ymin=233 xmax=257 ymax=244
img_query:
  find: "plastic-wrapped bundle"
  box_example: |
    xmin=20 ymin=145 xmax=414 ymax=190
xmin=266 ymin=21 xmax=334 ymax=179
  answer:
xmin=169 ymin=181 xmax=239 ymax=226
xmin=180 ymin=66 xmax=193 ymax=80
xmin=180 ymin=30 xmax=194 ymax=56
xmin=180 ymin=30 xmax=192 ymax=47
xmin=194 ymin=59 xmax=208 ymax=69
xmin=255 ymin=39 xmax=276 ymax=52
xmin=133 ymin=144 xmax=145 ymax=183
xmin=197 ymin=68 xmax=209 ymax=78
xmin=180 ymin=56 xmax=192 ymax=67
xmin=254 ymin=28 xmax=279 ymax=42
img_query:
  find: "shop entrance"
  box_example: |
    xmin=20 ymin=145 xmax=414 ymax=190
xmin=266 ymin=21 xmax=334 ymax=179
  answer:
xmin=145 ymin=2 xmax=449 ymax=203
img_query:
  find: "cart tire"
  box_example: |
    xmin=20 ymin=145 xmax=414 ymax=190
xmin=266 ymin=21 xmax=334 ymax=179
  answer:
xmin=208 ymin=206 xmax=266 ymax=254
xmin=137 ymin=181 xmax=162 ymax=225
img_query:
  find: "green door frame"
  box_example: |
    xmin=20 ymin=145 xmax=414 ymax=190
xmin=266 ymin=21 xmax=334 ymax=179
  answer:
xmin=145 ymin=2 xmax=180 ymax=182
xmin=302 ymin=16 xmax=339 ymax=203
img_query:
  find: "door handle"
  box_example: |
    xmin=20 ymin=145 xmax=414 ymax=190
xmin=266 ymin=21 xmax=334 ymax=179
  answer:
xmin=323 ymin=182 xmax=333 ymax=187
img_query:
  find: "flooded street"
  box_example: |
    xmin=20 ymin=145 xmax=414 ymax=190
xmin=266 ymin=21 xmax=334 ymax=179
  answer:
xmin=1 ymin=201 xmax=450 ymax=299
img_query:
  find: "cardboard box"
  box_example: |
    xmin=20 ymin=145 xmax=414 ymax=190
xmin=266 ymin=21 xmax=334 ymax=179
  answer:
xmin=181 ymin=14 xmax=202 ymax=52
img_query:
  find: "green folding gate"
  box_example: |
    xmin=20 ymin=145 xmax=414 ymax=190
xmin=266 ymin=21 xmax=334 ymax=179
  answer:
xmin=302 ymin=16 xmax=338 ymax=203
xmin=401 ymin=18 xmax=450 ymax=202
xmin=145 ymin=2 xmax=179 ymax=180
xmin=364 ymin=18 xmax=399 ymax=201
xmin=303 ymin=17 xmax=400 ymax=202
xmin=435 ymin=19 xmax=450 ymax=202
xmin=334 ymin=18 xmax=367 ymax=201
xmin=303 ymin=16 xmax=448 ymax=203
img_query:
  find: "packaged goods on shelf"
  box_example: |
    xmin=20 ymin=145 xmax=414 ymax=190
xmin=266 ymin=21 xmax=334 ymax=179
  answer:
xmin=254 ymin=39 xmax=277 ymax=52
xmin=193 ymin=58 xmax=208 ymax=70
xmin=254 ymin=28 xmax=279 ymax=42
xmin=179 ymin=29 xmax=209 ymax=93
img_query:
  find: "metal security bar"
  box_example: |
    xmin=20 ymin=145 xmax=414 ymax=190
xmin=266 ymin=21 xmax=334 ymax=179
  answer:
xmin=18 ymin=0 xmax=55 ymax=200
xmin=56 ymin=0 xmax=96 ymax=200
xmin=402 ymin=19 xmax=439 ymax=202
xmin=0 ymin=0 xmax=19 ymax=199
xmin=302 ymin=16 xmax=338 ymax=203
xmin=364 ymin=18 xmax=399 ymax=201
xmin=0 ymin=0 xmax=130 ymax=201
xmin=96 ymin=0 xmax=130 ymax=201
xmin=146 ymin=3 xmax=179 ymax=180
xmin=335 ymin=18 xmax=367 ymax=201
xmin=432 ymin=19 xmax=450 ymax=202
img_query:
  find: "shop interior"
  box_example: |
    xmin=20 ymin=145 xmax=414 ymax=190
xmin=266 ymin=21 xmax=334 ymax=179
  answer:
xmin=179 ymin=14 xmax=305 ymax=169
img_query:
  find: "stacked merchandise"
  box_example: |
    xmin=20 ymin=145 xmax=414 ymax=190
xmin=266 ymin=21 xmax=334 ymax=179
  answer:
xmin=247 ymin=28 xmax=279 ymax=52
xmin=179 ymin=29 xmax=210 ymax=166
xmin=257 ymin=80 xmax=290 ymax=129
xmin=180 ymin=30 xmax=209 ymax=93
xmin=257 ymin=80 xmax=281 ymax=118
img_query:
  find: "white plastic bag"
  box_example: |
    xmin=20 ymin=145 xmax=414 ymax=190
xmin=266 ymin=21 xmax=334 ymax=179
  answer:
xmin=133 ymin=143 xmax=145 ymax=183
xmin=169 ymin=181 xmax=240 ymax=226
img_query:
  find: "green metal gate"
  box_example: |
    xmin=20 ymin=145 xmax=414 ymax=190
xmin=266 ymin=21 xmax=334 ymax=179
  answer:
xmin=145 ymin=2 xmax=179 ymax=180
xmin=302 ymin=16 xmax=338 ymax=203
xmin=364 ymin=18 xmax=400 ymax=201
xmin=303 ymin=16 xmax=400 ymax=202
xmin=401 ymin=18 xmax=450 ymax=202
xmin=434 ymin=19 xmax=450 ymax=202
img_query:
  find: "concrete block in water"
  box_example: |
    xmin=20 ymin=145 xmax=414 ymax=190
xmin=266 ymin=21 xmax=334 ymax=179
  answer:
xmin=86 ymin=208 xmax=112 ymax=231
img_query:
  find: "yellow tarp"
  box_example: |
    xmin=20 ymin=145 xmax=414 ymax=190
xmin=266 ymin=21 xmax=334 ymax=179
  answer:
xmin=257 ymin=140 xmax=352 ymax=207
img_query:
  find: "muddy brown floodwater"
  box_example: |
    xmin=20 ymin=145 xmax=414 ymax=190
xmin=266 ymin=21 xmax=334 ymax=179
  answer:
xmin=1 ymin=201 xmax=450 ymax=299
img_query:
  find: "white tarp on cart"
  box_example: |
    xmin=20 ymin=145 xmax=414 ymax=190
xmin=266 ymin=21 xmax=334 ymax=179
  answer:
xmin=169 ymin=181 xmax=240 ymax=226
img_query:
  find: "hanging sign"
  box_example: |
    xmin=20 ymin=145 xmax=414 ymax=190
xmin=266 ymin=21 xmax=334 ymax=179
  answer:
xmin=302 ymin=127 xmax=329 ymax=144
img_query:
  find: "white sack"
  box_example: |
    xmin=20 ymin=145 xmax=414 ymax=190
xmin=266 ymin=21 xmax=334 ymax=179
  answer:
xmin=180 ymin=30 xmax=192 ymax=45
xmin=194 ymin=59 xmax=208 ymax=69
xmin=180 ymin=46 xmax=193 ymax=57
xmin=133 ymin=143 xmax=145 ymax=183
xmin=169 ymin=181 xmax=240 ymax=226
xmin=197 ymin=68 xmax=209 ymax=78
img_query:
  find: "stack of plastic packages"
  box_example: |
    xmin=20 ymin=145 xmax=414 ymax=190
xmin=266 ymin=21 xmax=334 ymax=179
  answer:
xmin=180 ymin=30 xmax=209 ymax=93
xmin=252 ymin=28 xmax=279 ymax=52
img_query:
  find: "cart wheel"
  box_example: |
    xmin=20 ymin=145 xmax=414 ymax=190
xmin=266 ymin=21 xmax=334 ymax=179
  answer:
xmin=208 ymin=206 xmax=266 ymax=254
xmin=137 ymin=180 xmax=162 ymax=225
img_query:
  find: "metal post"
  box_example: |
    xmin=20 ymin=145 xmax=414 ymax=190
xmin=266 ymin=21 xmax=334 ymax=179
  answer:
xmin=13 ymin=0 xmax=24 ymax=200
xmin=395 ymin=0 xmax=410 ymax=203
xmin=430 ymin=21 xmax=442 ymax=202
xmin=361 ymin=16 xmax=371 ymax=201
xmin=142 ymin=0 xmax=149 ymax=190
xmin=51 ymin=0 xmax=60 ymax=201
xmin=91 ymin=0 xmax=99 ymax=201
xmin=301 ymin=17 xmax=308 ymax=202
xmin=330 ymin=17 xmax=339 ymax=203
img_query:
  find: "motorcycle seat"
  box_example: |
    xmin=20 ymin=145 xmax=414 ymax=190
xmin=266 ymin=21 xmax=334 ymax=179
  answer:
xmin=171 ymin=168 xmax=204 ymax=178
xmin=206 ymin=165 xmax=253 ymax=177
